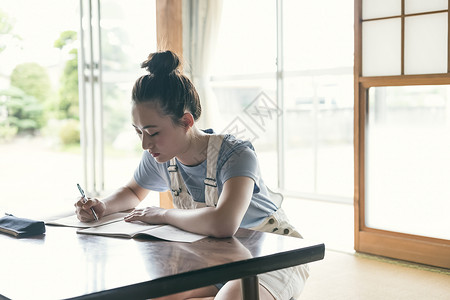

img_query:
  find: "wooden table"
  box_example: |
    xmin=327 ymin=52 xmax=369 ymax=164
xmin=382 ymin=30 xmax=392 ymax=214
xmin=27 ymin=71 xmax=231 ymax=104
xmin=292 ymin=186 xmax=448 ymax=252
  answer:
xmin=0 ymin=225 xmax=324 ymax=300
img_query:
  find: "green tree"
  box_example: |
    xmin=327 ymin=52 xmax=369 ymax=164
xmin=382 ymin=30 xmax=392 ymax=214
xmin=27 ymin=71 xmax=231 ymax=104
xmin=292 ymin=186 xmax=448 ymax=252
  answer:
xmin=8 ymin=63 xmax=51 ymax=132
xmin=10 ymin=63 xmax=51 ymax=104
xmin=54 ymin=30 xmax=79 ymax=119
xmin=54 ymin=30 xmax=77 ymax=49
xmin=0 ymin=87 xmax=44 ymax=136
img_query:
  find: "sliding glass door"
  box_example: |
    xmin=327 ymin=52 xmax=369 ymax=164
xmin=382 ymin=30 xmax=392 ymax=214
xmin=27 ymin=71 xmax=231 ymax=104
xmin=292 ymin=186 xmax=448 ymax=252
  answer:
xmin=366 ymin=85 xmax=450 ymax=241
xmin=78 ymin=0 xmax=157 ymax=196
xmin=355 ymin=0 xmax=450 ymax=268
xmin=0 ymin=0 xmax=157 ymax=218
xmin=0 ymin=0 xmax=82 ymax=217
xmin=207 ymin=0 xmax=354 ymax=200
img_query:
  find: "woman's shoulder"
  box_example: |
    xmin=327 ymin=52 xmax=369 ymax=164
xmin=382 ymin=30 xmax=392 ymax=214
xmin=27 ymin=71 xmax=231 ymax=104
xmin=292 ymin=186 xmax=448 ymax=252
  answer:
xmin=215 ymin=134 xmax=257 ymax=166
xmin=214 ymin=134 xmax=261 ymax=185
xmin=219 ymin=134 xmax=255 ymax=156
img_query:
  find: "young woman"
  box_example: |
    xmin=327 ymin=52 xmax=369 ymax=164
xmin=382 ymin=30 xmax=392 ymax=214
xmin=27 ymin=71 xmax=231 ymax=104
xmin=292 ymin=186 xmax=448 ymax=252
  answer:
xmin=74 ymin=50 xmax=309 ymax=300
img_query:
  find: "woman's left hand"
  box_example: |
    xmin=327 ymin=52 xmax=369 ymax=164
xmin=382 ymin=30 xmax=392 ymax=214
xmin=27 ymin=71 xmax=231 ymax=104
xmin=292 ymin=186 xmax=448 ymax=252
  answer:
xmin=124 ymin=206 xmax=167 ymax=224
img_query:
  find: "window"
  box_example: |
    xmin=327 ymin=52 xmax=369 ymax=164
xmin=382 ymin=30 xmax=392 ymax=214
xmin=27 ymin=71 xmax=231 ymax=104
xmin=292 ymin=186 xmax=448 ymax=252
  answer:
xmin=355 ymin=0 xmax=450 ymax=268
xmin=282 ymin=0 xmax=354 ymax=199
xmin=78 ymin=0 xmax=157 ymax=195
xmin=0 ymin=0 xmax=82 ymax=217
xmin=362 ymin=0 xmax=448 ymax=76
xmin=0 ymin=0 xmax=157 ymax=218
xmin=208 ymin=0 xmax=278 ymax=188
xmin=208 ymin=0 xmax=354 ymax=201
xmin=366 ymin=85 xmax=450 ymax=240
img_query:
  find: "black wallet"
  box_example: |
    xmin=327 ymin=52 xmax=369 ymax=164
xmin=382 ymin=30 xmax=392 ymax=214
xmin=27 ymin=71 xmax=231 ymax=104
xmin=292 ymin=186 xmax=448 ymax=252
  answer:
xmin=0 ymin=214 xmax=46 ymax=237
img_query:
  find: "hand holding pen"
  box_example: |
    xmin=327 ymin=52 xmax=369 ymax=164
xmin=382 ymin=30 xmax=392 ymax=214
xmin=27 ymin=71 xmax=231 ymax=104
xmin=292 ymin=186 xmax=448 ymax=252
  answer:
xmin=77 ymin=184 xmax=99 ymax=221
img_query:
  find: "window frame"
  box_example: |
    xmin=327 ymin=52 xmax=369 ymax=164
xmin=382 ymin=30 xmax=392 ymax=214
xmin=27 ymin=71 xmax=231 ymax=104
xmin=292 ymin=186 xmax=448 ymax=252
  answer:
xmin=354 ymin=0 xmax=450 ymax=268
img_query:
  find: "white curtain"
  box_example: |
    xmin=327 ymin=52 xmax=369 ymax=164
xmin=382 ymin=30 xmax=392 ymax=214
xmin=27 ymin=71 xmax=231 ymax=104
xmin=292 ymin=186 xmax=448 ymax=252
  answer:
xmin=183 ymin=0 xmax=223 ymax=130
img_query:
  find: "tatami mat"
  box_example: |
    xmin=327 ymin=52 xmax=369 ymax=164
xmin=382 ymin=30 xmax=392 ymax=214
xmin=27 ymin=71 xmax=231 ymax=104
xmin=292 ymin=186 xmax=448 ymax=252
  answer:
xmin=300 ymin=249 xmax=450 ymax=300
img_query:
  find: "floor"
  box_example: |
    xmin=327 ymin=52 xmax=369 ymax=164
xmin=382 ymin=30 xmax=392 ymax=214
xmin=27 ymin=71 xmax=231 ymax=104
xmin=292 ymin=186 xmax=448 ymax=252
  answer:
xmin=300 ymin=250 xmax=450 ymax=300
xmin=282 ymin=197 xmax=450 ymax=300
xmin=282 ymin=197 xmax=354 ymax=253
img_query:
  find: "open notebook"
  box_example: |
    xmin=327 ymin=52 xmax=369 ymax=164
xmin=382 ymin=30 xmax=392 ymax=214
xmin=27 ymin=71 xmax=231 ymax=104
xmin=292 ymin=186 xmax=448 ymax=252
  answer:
xmin=46 ymin=212 xmax=206 ymax=243
xmin=46 ymin=212 xmax=129 ymax=228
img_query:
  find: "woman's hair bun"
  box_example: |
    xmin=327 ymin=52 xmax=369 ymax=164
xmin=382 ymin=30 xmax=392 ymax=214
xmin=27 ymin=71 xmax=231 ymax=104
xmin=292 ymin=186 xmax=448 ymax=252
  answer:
xmin=141 ymin=50 xmax=180 ymax=76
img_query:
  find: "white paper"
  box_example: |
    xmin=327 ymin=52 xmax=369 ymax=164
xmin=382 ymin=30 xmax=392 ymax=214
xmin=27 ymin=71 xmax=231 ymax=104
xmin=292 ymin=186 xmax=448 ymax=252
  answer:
xmin=77 ymin=220 xmax=206 ymax=243
xmin=139 ymin=225 xmax=206 ymax=243
xmin=46 ymin=212 xmax=128 ymax=228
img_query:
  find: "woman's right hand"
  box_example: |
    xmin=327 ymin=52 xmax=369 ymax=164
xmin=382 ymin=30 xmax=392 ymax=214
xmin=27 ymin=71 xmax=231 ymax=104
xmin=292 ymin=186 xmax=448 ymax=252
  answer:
xmin=74 ymin=197 xmax=106 ymax=222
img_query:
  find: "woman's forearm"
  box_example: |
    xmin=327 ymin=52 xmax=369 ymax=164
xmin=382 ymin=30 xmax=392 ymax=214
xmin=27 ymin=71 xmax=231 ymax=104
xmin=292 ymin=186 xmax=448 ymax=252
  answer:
xmin=103 ymin=185 xmax=142 ymax=215
xmin=163 ymin=206 xmax=238 ymax=238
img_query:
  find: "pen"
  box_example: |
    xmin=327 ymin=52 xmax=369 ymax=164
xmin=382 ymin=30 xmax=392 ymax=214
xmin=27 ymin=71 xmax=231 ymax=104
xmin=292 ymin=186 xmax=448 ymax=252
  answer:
xmin=77 ymin=183 xmax=99 ymax=221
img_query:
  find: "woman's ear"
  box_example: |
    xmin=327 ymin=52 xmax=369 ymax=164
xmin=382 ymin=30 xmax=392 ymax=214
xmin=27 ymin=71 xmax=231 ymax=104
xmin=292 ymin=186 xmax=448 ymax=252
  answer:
xmin=181 ymin=112 xmax=194 ymax=130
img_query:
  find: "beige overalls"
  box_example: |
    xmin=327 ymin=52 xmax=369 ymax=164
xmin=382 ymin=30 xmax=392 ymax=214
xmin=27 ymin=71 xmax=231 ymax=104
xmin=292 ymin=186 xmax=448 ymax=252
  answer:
xmin=167 ymin=134 xmax=309 ymax=299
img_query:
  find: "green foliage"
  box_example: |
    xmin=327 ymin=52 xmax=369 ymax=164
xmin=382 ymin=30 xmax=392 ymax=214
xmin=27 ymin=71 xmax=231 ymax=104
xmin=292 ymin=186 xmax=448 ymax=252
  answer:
xmin=8 ymin=63 xmax=51 ymax=132
xmin=10 ymin=62 xmax=51 ymax=104
xmin=58 ymin=48 xmax=79 ymax=119
xmin=54 ymin=30 xmax=77 ymax=49
xmin=59 ymin=119 xmax=80 ymax=145
xmin=55 ymin=32 xmax=79 ymax=120
xmin=0 ymin=87 xmax=44 ymax=136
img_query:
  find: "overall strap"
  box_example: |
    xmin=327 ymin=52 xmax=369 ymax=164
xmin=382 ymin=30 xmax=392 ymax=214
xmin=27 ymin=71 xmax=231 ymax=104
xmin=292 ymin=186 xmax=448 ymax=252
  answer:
xmin=168 ymin=158 xmax=204 ymax=209
xmin=168 ymin=158 xmax=182 ymax=196
xmin=204 ymin=135 xmax=225 ymax=207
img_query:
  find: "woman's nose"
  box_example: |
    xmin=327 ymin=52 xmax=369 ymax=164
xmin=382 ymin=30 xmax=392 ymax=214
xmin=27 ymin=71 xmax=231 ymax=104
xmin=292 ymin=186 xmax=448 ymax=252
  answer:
xmin=141 ymin=132 xmax=152 ymax=150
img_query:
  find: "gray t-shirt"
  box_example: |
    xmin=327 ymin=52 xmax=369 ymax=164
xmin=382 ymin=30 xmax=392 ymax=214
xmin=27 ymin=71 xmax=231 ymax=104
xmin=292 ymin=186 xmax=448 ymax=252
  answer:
xmin=133 ymin=134 xmax=277 ymax=228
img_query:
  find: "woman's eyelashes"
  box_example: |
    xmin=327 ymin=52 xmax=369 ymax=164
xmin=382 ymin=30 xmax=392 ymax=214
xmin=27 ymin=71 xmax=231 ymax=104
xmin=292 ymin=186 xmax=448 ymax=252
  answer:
xmin=142 ymin=130 xmax=159 ymax=137
xmin=147 ymin=131 xmax=159 ymax=137
xmin=134 ymin=127 xmax=159 ymax=137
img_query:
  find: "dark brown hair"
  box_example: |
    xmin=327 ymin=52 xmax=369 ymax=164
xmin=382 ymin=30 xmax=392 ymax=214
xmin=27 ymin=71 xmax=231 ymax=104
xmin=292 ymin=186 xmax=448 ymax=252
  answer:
xmin=131 ymin=51 xmax=201 ymax=125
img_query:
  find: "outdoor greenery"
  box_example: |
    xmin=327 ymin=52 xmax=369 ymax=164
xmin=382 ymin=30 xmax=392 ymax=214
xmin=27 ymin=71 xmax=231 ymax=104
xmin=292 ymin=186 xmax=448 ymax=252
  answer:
xmin=0 ymin=7 xmax=131 ymax=149
xmin=0 ymin=86 xmax=44 ymax=134
xmin=0 ymin=9 xmax=79 ymax=144
xmin=10 ymin=62 xmax=52 ymax=104
xmin=59 ymin=118 xmax=80 ymax=145
xmin=0 ymin=9 xmax=50 ymax=139
xmin=54 ymin=30 xmax=79 ymax=121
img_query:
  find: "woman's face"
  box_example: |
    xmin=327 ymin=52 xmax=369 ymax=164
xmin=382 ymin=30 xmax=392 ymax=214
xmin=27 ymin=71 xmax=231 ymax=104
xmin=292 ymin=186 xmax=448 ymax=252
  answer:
xmin=131 ymin=102 xmax=188 ymax=163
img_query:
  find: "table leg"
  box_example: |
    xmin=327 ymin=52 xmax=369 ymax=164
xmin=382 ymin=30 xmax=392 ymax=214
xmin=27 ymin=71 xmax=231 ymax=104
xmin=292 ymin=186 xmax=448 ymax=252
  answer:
xmin=241 ymin=275 xmax=260 ymax=300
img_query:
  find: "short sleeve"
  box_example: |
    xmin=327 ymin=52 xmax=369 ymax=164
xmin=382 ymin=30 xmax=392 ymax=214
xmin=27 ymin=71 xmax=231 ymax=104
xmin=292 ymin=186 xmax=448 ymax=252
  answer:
xmin=219 ymin=146 xmax=260 ymax=189
xmin=133 ymin=151 xmax=170 ymax=192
